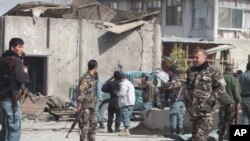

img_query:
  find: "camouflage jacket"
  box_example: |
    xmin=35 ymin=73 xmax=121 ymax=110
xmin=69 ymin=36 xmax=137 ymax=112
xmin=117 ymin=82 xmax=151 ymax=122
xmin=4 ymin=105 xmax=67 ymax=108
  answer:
xmin=77 ymin=72 xmax=96 ymax=108
xmin=139 ymin=81 xmax=156 ymax=102
xmin=184 ymin=62 xmax=226 ymax=117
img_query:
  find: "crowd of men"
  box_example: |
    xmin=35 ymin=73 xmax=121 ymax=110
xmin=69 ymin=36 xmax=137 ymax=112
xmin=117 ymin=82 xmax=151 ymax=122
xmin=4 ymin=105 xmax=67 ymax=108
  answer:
xmin=1 ymin=38 xmax=250 ymax=141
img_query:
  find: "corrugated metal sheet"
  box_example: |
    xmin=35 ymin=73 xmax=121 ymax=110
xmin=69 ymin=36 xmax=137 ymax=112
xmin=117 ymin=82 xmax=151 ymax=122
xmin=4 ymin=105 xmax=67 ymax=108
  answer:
xmin=162 ymin=36 xmax=204 ymax=43
xmin=162 ymin=36 xmax=231 ymax=45
xmin=206 ymin=45 xmax=236 ymax=55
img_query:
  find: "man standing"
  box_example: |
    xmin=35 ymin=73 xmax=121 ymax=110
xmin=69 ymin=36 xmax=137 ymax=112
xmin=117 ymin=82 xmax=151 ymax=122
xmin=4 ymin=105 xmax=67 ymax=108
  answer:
xmin=239 ymin=62 xmax=250 ymax=125
xmin=94 ymin=73 xmax=105 ymax=129
xmin=218 ymin=64 xmax=241 ymax=141
xmin=167 ymin=73 xmax=186 ymax=135
xmin=77 ymin=60 xmax=98 ymax=141
xmin=102 ymin=71 xmax=121 ymax=133
xmin=139 ymin=75 xmax=156 ymax=110
xmin=0 ymin=38 xmax=29 ymax=141
xmin=116 ymin=72 xmax=135 ymax=136
xmin=170 ymin=48 xmax=226 ymax=141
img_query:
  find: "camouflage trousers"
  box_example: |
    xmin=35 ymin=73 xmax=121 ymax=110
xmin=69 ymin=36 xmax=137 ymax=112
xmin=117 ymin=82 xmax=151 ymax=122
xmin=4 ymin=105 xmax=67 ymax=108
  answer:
xmin=78 ymin=108 xmax=97 ymax=141
xmin=218 ymin=104 xmax=236 ymax=137
xmin=190 ymin=115 xmax=213 ymax=141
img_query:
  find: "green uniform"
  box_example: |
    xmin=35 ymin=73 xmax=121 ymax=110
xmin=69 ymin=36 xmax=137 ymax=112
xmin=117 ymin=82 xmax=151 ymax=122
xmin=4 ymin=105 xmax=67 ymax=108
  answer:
xmin=185 ymin=61 xmax=226 ymax=141
xmin=218 ymin=71 xmax=241 ymax=140
xmin=77 ymin=72 xmax=97 ymax=141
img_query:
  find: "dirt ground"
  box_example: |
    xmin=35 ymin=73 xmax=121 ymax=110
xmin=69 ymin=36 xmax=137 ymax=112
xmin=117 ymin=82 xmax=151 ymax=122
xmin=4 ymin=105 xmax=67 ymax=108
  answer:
xmin=20 ymin=120 xmax=172 ymax=141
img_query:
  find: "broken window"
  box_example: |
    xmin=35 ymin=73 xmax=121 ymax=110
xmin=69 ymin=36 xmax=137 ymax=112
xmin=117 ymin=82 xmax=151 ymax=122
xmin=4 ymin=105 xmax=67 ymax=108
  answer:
xmin=219 ymin=8 xmax=243 ymax=28
xmin=166 ymin=0 xmax=182 ymax=25
xmin=131 ymin=1 xmax=142 ymax=11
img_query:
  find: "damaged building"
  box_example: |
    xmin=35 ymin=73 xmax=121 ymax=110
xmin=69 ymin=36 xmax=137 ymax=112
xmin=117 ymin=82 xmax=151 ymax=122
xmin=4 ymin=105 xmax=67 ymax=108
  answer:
xmin=0 ymin=0 xmax=162 ymax=100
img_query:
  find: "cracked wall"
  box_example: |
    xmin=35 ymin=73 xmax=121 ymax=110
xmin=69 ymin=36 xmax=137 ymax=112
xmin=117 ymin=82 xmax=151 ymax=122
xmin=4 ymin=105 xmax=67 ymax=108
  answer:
xmin=1 ymin=16 xmax=162 ymax=99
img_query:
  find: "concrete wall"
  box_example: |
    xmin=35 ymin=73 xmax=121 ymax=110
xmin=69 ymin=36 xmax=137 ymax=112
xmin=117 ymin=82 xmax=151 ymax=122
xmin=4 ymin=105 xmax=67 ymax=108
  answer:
xmin=80 ymin=20 xmax=161 ymax=80
xmin=1 ymin=16 xmax=162 ymax=100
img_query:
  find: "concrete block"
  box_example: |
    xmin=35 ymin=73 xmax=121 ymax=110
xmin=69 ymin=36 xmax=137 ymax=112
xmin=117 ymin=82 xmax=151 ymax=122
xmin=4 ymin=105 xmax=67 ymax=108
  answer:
xmin=140 ymin=108 xmax=242 ymax=133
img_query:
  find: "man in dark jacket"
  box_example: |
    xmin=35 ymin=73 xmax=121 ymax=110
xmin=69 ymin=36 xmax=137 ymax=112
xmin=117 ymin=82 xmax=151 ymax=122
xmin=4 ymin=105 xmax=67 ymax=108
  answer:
xmin=138 ymin=75 xmax=156 ymax=110
xmin=218 ymin=63 xmax=241 ymax=141
xmin=0 ymin=38 xmax=29 ymax=141
xmin=239 ymin=62 xmax=250 ymax=125
xmin=102 ymin=71 xmax=121 ymax=133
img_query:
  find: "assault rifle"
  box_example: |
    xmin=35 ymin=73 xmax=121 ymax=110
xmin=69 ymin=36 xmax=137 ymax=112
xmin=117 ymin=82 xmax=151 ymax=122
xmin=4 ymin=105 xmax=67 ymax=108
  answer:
xmin=20 ymin=87 xmax=36 ymax=104
xmin=66 ymin=110 xmax=83 ymax=138
xmin=233 ymin=103 xmax=239 ymax=124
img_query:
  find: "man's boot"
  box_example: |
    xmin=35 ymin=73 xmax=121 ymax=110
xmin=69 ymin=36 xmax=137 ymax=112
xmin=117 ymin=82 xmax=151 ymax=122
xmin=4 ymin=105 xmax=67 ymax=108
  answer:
xmin=115 ymin=123 xmax=121 ymax=133
xmin=124 ymin=128 xmax=130 ymax=136
xmin=118 ymin=128 xmax=130 ymax=136
xmin=115 ymin=128 xmax=122 ymax=133
xmin=99 ymin=121 xmax=105 ymax=129
xmin=176 ymin=128 xmax=183 ymax=135
xmin=218 ymin=135 xmax=223 ymax=141
xmin=107 ymin=128 xmax=113 ymax=133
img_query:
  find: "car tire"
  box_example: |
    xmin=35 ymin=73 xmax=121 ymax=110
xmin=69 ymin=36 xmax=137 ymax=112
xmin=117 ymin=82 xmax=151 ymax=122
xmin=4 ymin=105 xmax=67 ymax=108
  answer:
xmin=99 ymin=101 xmax=109 ymax=121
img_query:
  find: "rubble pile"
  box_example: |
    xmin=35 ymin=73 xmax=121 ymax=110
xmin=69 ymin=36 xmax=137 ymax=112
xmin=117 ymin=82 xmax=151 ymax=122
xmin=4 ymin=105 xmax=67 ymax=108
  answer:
xmin=22 ymin=112 xmax=54 ymax=121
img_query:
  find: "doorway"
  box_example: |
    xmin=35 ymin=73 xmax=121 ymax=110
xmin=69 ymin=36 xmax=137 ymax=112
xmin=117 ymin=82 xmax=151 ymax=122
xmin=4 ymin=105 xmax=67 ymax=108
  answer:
xmin=23 ymin=56 xmax=47 ymax=96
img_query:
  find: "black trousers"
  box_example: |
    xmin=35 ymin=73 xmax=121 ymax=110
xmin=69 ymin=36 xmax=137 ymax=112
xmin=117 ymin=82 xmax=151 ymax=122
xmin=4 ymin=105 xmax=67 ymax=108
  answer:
xmin=107 ymin=98 xmax=121 ymax=130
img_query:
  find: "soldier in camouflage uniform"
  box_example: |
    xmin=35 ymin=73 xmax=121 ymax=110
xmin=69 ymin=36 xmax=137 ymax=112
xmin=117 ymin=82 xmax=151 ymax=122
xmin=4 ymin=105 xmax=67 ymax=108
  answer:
xmin=218 ymin=63 xmax=241 ymax=141
xmin=77 ymin=60 xmax=98 ymax=141
xmin=169 ymin=49 xmax=226 ymax=141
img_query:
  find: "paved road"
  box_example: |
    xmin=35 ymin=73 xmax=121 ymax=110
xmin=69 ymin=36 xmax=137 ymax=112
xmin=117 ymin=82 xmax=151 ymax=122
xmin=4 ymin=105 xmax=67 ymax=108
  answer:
xmin=21 ymin=120 xmax=172 ymax=141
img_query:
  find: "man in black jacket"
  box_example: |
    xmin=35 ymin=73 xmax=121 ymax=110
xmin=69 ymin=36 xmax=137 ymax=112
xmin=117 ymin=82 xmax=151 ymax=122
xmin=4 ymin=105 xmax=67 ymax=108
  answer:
xmin=0 ymin=38 xmax=29 ymax=141
xmin=102 ymin=71 xmax=121 ymax=133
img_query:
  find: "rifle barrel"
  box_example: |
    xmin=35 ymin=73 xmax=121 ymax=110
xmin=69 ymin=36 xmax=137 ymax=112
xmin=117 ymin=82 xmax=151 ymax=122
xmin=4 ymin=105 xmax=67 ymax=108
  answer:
xmin=66 ymin=110 xmax=83 ymax=138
